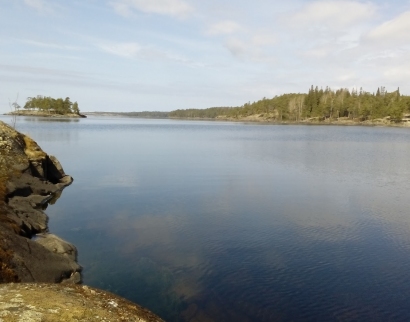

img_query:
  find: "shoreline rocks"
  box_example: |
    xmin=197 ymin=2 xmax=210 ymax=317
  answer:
xmin=0 ymin=120 xmax=81 ymax=283
xmin=5 ymin=111 xmax=86 ymax=118
xmin=213 ymin=114 xmax=410 ymax=126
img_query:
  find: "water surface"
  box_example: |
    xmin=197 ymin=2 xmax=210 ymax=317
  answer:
xmin=4 ymin=115 xmax=410 ymax=321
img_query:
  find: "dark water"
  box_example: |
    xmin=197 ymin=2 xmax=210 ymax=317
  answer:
xmin=4 ymin=115 xmax=410 ymax=321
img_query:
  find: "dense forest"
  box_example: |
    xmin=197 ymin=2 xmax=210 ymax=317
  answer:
xmin=21 ymin=96 xmax=81 ymax=115
xmin=169 ymin=86 xmax=410 ymax=122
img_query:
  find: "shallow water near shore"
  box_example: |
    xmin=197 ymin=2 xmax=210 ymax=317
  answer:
xmin=3 ymin=115 xmax=410 ymax=321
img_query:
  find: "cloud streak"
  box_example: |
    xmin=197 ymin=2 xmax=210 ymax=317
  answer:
xmin=23 ymin=0 xmax=53 ymax=13
xmin=287 ymin=0 xmax=376 ymax=29
xmin=98 ymin=41 xmax=204 ymax=68
xmin=364 ymin=11 xmax=410 ymax=45
xmin=99 ymin=42 xmax=142 ymax=58
xmin=110 ymin=0 xmax=193 ymax=18
xmin=206 ymin=20 xmax=242 ymax=36
xmin=21 ymin=39 xmax=84 ymax=51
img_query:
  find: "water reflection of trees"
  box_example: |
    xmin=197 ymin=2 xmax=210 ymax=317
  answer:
xmin=23 ymin=117 xmax=80 ymax=123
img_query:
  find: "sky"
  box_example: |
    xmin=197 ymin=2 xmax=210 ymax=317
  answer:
xmin=1 ymin=0 xmax=410 ymax=113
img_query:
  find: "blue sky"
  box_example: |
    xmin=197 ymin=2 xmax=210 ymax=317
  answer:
xmin=1 ymin=0 xmax=410 ymax=112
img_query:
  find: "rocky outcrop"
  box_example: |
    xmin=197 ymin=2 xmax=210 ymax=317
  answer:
xmin=0 ymin=120 xmax=81 ymax=283
xmin=0 ymin=283 xmax=164 ymax=321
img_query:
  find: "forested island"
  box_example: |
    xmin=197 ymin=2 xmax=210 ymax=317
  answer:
xmin=169 ymin=86 xmax=410 ymax=125
xmin=8 ymin=96 xmax=85 ymax=118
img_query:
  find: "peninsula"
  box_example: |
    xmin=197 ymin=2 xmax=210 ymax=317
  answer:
xmin=168 ymin=86 xmax=410 ymax=126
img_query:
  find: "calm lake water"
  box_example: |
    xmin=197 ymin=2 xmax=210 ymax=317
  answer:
xmin=3 ymin=115 xmax=410 ymax=321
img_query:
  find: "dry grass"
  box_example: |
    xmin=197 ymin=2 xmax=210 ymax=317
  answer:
xmin=23 ymin=135 xmax=46 ymax=159
xmin=0 ymin=175 xmax=6 ymax=203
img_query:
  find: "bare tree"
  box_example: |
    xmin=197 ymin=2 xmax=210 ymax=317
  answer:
xmin=8 ymin=93 xmax=20 ymax=128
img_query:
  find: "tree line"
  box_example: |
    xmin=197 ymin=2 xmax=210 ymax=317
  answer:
xmin=169 ymin=86 xmax=410 ymax=122
xmin=23 ymin=96 xmax=81 ymax=115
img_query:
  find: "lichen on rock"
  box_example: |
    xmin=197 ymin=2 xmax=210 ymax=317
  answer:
xmin=0 ymin=283 xmax=164 ymax=321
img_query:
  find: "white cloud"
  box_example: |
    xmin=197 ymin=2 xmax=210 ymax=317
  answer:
xmin=382 ymin=58 xmax=410 ymax=83
xmin=251 ymin=34 xmax=277 ymax=47
xmin=23 ymin=0 xmax=52 ymax=13
xmin=224 ymin=38 xmax=276 ymax=64
xmin=99 ymin=42 xmax=141 ymax=58
xmin=384 ymin=68 xmax=410 ymax=83
xmin=206 ymin=20 xmax=242 ymax=36
xmin=287 ymin=0 xmax=376 ymax=29
xmin=337 ymin=72 xmax=357 ymax=82
xmin=303 ymin=47 xmax=332 ymax=59
xmin=110 ymin=1 xmax=132 ymax=17
xmin=22 ymin=39 xmax=83 ymax=51
xmin=282 ymin=1 xmax=383 ymax=64
xmin=224 ymin=38 xmax=246 ymax=57
xmin=98 ymin=41 xmax=204 ymax=67
xmin=358 ymin=49 xmax=406 ymax=63
xmin=206 ymin=22 xmax=277 ymax=62
xmin=110 ymin=0 xmax=193 ymax=18
xmin=364 ymin=11 xmax=410 ymax=44
xmin=0 ymin=64 xmax=89 ymax=80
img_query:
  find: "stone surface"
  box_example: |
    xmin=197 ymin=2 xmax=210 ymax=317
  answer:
xmin=35 ymin=233 xmax=78 ymax=262
xmin=0 ymin=283 xmax=164 ymax=322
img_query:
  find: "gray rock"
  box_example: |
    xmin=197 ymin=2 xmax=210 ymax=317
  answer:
xmin=4 ymin=232 xmax=82 ymax=283
xmin=35 ymin=233 xmax=78 ymax=262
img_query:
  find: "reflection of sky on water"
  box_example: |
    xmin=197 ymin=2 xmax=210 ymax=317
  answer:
xmin=4 ymin=115 xmax=410 ymax=321
xmin=1 ymin=116 xmax=80 ymax=146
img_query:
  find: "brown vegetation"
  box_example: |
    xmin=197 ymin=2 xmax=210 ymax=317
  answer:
xmin=0 ymin=246 xmax=19 ymax=283
xmin=0 ymin=169 xmax=20 ymax=282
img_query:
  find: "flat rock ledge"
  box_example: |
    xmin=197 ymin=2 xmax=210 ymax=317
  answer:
xmin=0 ymin=283 xmax=164 ymax=322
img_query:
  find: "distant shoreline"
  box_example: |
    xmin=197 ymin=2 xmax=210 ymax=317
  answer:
xmin=213 ymin=114 xmax=410 ymax=127
xmin=84 ymin=111 xmax=168 ymax=118
xmin=84 ymin=112 xmax=410 ymax=127
xmin=5 ymin=110 xmax=87 ymax=118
